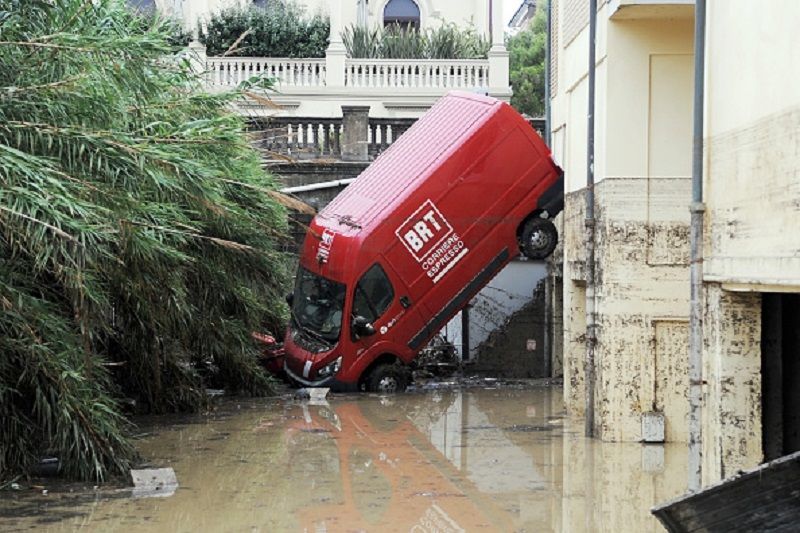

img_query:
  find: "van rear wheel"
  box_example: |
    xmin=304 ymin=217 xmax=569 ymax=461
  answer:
xmin=521 ymin=218 xmax=558 ymax=260
xmin=366 ymin=364 xmax=408 ymax=393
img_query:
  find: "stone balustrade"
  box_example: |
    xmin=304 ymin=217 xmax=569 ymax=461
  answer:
xmin=252 ymin=113 xmax=544 ymax=162
xmin=344 ymin=59 xmax=490 ymax=90
xmin=205 ymin=57 xmax=327 ymax=88
xmin=368 ymin=118 xmax=415 ymax=157
xmin=252 ymin=114 xmax=421 ymax=161
xmin=205 ymin=56 xmax=490 ymax=92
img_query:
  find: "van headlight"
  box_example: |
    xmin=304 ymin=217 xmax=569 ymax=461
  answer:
xmin=317 ymin=356 xmax=343 ymax=378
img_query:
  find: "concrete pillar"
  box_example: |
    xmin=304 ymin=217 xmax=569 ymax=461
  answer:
xmin=702 ymin=283 xmax=763 ymax=485
xmin=340 ymin=106 xmax=370 ymax=162
xmin=488 ymin=0 xmax=510 ymax=95
xmin=326 ymin=0 xmax=347 ymax=88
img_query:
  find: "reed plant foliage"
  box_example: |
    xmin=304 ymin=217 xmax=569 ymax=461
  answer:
xmin=200 ymin=1 xmax=329 ymax=57
xmin=342 ymin=23 xmax=490 ymax=60
xmin=0 ymin=0 xmax=289 ymax=481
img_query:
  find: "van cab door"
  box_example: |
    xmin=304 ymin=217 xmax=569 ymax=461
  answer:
xmin=350 ymin=261 xmax=425 ymax=363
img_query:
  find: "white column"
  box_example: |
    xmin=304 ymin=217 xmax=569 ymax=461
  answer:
xmin=488 ymin=0 xmax=511 ymax=98
xmin=187 ymin=40 xmax=208 ymax=79
xmin=326 ymin=0 xmax=347 ymax=88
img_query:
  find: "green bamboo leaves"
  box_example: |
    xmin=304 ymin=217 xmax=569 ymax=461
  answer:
xmin=0 ymin=0 xmax=289 ymax=481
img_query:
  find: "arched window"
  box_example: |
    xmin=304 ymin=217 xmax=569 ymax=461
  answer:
xmin=383 ymin=0 xmax=421 ymax=29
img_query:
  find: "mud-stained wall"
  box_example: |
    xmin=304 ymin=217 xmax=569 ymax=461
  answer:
xmin=563 ymin=191 xmax=587 ymax=417
xmin=548 ymin=213 xmax=566 ymax=377
xmin=704 ymin=106 xmax=800 ymax=286
xmin=704 ymin=1 xmax=800 ymax=288
xmin=562 ymin=178 xmax=691 ymax=441
xmin=702 ymin=284 xmax=763 ymax=485
xmin=593 ymin=178 xmax=690 ymax=441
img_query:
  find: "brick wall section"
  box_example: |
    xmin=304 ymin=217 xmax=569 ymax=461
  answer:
xmin=562 ymin=0 xmax=607 ymax=48
xmin=550 ymin=0 xmax=559 ymax=97
xmin=563 ymin=0 xmax=588 ymax=47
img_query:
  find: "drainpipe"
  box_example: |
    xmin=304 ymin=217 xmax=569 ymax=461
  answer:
xmin=543 ymin=0 xmax=553 ymax=378
xmin=688 ymin=0 xmax=707 ymax=493
xmin=584 ymin=0 xmax=597 ymax=439
xmin=545 ymin=0 xmax=552 ymax=146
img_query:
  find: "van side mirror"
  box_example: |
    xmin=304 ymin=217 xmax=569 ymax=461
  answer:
xmin=285 ymin=292 xmax=294 ymax=306
xmin=352 ymin=316 xmax=376 ymax=337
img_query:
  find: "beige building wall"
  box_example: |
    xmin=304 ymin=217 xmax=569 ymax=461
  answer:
xmin=700 ymin=0 xmax=800 ymax=485
xmin=552 ymin=1 xmax=694 ymax=442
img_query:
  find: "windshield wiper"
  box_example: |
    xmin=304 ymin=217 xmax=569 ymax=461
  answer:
xmin=290 ymin=307 xmax=333 ymax=346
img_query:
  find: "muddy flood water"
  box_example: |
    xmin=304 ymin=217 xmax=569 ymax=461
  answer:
xmin=0 ymin=384 xmax=687 ymax=532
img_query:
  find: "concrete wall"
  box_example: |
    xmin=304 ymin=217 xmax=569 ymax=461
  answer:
xmin=441 ymin=261 xmax=547 ymax=362
xmin=552 ymin=2 xmax=694 ymax=441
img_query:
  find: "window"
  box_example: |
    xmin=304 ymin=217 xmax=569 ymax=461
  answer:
xmin=353 ymin=264 xmax=394 ymax=323
xmin=383 ymin=0 xmax=421 ymax=29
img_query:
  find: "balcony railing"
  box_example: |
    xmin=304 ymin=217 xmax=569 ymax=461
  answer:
xmin=205 ymin=57 xmax=489 ymax=91
xmin=252 ymin=115 xmax=544 ymax=162
xmin=252 ymin=116 xmax=418 ymax=160
xmin=206 ymin=57 xmax=327 ymax=88
xmin=344 ymin=59 xmax=490 ymax=90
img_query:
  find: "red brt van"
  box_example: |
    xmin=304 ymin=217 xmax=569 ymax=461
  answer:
xmin=283 ymin=91 xmax=563 ymax=392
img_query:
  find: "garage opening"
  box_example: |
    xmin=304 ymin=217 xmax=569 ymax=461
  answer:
xmin=761 ymin=293 xmax=800 ymax=461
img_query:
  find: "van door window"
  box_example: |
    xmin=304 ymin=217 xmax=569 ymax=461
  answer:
xmin=353 ymin=264 xmax=394 ymax=323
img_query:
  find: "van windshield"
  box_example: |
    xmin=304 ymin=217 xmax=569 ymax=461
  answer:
xmin=291 ymin=267 xmax=346 ymax=344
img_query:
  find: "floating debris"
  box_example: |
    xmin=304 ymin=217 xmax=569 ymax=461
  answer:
xmin=130 ymin=468 xmax=178 ymax=499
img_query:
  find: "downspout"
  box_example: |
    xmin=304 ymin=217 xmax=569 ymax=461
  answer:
xmin=688 ymin=0 xmax=707 ymax=493
xmin=545 ymin=0 xmax=552 ymax=146
xmin=543 ymin=0 xmax=553 ymax=377
xmin=584 ymin=0 xmax=597 ymax=438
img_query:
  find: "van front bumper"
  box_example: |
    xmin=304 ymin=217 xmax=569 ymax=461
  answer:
xmin=283 ymin=362 xmax=358 ymax=392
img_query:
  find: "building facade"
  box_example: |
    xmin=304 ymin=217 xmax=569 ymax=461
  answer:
xmin=552 ymin=0 xmax=800 ymax=487
xmin=700 ymin=0 xmax=800 ymax=485
xmin=550 ymin=0 xmax=694 ymax=443
xmin=157 ymin=0 xmax=496 ymax=36
xmin=160 ymin=0 xmax=512 ymax=118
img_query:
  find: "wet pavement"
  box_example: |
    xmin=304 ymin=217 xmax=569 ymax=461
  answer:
xmin=0 ymin=384 xmax=686 ymax=532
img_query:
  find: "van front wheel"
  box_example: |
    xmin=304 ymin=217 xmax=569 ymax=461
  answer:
xmin=521 ymin=218 xmax=558 ymax=260
xmin=366 ymin=364 xmax=408 ymax=393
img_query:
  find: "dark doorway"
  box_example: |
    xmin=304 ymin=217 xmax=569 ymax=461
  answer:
xmin=762 ymin=293 xmax=800 ymax=461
